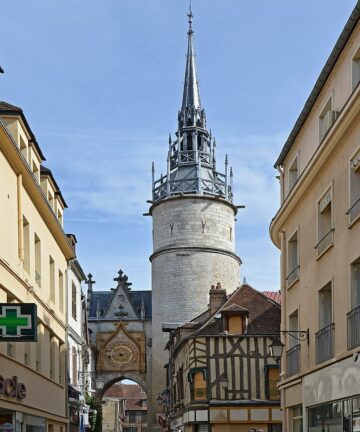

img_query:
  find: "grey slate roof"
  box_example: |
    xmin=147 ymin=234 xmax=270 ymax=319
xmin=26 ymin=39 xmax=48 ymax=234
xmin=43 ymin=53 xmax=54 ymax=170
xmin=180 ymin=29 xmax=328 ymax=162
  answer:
xmin=0 ymin=101 xmax=46 ymax=161
xmin=89 ymin=290 xmax=152 ymax=319
xmin=275 ymin=2 xmax=360 ymax=167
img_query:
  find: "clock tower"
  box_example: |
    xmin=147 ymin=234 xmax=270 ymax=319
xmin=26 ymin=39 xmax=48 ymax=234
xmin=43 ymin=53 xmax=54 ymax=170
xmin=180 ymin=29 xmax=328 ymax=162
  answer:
xmin=148 ymin=7 xmax=241 ymax=429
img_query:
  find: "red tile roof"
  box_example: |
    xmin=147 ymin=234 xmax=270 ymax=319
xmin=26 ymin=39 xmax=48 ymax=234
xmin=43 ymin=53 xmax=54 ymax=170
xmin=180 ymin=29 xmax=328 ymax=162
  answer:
xmin=104 ymin=384 xmax=147 ymax=411
xmin=262 ymin=291 xmax=281 ymax=304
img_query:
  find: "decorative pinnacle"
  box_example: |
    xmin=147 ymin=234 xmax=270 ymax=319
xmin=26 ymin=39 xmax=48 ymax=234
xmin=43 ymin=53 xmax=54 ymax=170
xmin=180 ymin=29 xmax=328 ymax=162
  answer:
xmin=187 ymin=2 xmax=193 ymax=35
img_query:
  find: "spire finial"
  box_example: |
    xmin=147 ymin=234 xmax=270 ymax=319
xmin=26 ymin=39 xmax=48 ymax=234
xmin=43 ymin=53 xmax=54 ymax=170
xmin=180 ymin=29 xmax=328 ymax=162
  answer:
xmin=187 ymin=1 xmax=193 ymax=35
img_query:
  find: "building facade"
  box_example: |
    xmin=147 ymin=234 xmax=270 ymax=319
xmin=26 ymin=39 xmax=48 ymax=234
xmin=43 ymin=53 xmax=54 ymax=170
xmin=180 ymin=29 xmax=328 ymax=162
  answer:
xmin=102 ymin=384 xmax=147 ymax=432
xmin=165 ymin=283 xmax=281 ymax=432
xmin=0 ymin=102 xmax=74 ymax=432
xmin=270 ymin=3 xmax=360 ymax=432
xmin=149 ymin=10 xmax=241 ymax=429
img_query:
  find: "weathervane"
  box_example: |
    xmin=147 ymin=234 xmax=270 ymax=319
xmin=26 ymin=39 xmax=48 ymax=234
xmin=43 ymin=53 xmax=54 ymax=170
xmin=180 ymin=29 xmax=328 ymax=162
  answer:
xmin=187 ymin=0 xmax=193 ymax=35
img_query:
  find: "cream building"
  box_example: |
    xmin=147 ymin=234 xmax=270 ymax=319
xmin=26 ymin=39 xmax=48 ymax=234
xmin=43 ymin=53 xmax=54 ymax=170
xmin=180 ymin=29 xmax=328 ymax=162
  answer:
xmin=0 ymin=102 xmax=75 ymax=432
xmin=270 ymin=3 xmax=360 ymax=432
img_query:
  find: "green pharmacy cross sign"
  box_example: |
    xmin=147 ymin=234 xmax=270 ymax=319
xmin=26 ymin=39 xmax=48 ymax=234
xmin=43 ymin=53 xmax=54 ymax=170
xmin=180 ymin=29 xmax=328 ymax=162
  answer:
xmin=0 ymin=303 xmax=37 ymax=342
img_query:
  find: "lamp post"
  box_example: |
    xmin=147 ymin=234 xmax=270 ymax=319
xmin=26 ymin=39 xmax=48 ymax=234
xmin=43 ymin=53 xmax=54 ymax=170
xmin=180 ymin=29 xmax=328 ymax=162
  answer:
xmin=269 ymin=339 xmax=285 ymax=360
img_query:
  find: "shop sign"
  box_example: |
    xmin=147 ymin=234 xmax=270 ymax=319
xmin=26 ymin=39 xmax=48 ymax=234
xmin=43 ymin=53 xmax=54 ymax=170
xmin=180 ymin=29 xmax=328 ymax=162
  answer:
xmin=0 ymin=303 xmax=37 ymax=342
xmin=0 ymin=375 xmax=27 ymax=400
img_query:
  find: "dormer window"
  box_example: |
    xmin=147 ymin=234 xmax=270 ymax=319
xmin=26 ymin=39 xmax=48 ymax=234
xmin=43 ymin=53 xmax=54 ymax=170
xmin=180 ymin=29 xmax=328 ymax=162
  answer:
xmin=32 ymin=160 xmax=40 ymax=182
xmin=288 ymin=155 xmax=299 ymax=191
xmin=48 ymin=191 xmax=54 ymax=211
xmin=19 ymin=135 xmax=28 ymax=162
xmin=221 ymin=304 xmax=249 ymax=334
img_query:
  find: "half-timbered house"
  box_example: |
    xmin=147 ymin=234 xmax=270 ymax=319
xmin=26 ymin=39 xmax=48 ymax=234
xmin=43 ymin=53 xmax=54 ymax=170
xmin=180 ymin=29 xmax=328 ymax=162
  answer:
xmin=165 ymin=283 xmax=281 ymax=432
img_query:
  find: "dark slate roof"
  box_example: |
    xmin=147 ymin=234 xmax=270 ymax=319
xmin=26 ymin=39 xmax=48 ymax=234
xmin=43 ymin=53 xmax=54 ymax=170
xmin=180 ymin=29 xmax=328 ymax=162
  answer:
xmin=89 ymin=291 xmax=113 ymax=318
xmin=89 ymin=290 xmax=152 ymax=319
xmin=40 ymin=165 xmax=68 ymax=208
xmin=0 ymin=101 xmax=46 ymax=161
xmin=130 ymin=290 xmax=152 ymax=319
xmin=275 ymin=2 xmax=360 ymax=167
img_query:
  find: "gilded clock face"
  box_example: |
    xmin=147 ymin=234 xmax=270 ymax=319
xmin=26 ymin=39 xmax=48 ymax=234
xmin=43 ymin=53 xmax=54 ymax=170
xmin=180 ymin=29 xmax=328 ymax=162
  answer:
xmin=109 ymin=344 xmax=134 ymax=365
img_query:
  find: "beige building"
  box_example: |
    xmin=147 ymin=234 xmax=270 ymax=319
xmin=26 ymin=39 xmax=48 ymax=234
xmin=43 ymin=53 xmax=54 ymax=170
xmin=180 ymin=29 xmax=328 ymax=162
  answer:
xmin=270 ymin=3 xmax=360 ymax=432
xmin=0 ymin=102 xmax=75 ymax=432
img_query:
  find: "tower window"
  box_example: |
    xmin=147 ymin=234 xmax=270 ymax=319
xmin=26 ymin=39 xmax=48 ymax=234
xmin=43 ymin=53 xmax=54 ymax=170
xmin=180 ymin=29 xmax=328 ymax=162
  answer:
xmin=187 ymin=134 xmax=193 ymax=151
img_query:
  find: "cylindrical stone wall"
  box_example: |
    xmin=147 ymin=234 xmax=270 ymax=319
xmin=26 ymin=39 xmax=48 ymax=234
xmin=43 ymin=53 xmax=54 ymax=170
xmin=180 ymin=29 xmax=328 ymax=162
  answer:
xmin=149 ymin=195 xmax=241 ymax=429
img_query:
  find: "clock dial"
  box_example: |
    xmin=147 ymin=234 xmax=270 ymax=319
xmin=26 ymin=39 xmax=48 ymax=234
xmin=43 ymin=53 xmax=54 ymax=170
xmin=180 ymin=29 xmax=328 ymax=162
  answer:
xmin=111 ymin=345 xmax=133 ymax=365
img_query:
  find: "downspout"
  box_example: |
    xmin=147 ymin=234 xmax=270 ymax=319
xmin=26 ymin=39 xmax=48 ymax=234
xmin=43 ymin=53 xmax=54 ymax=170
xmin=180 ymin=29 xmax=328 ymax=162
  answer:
xmin=279 ymin=231 xmax=287 ymax=432
xmin=65 ymin=260 xmax=74 ymax=432
xmin=17 ymin=174 xmax=24 ymax=261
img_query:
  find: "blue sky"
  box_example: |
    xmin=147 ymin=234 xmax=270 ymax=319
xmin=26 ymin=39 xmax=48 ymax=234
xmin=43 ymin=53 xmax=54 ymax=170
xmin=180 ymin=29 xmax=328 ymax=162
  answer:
xmin=0 ymin=1 xmax=356 ymax=293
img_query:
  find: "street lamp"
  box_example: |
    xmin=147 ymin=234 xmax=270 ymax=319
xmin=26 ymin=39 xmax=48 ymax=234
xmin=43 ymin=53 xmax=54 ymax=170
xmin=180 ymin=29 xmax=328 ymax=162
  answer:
xmin=269 ymin=339 xmax=285 ymax=360
xmin=95 ymin=377 xmax=104 ymax=390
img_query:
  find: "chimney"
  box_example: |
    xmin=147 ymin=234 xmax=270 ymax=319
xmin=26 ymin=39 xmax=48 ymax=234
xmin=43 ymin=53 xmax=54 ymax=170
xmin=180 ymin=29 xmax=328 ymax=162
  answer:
xmin=209 ymin=282 xmax=227 ymax=315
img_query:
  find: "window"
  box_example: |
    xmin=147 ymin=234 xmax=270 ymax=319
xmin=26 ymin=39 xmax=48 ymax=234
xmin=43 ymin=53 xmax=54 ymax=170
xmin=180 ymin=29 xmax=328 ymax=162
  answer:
xmin=72 ymin=347 xmax=78 ymax=385
xmin=352 ymin=47 xmax=360 ymax=90
xmin=36 ymin=324 xmax=42 ymax=372
xmin=48 ymin=191 xmax=54 ymax=211
xmin=287 ymin=310 xmax=300 ymax=376
xmin=265 ymin=365 xmax=280 ymax=400
xmin=348 ymin=149 xmax=360 ymax=224
xmin=23 ymin=217 xmax=30 ymax=273
xmin=291 ymin=405 xmax=303 ymax=432
xmin=59 ymin=270 xmax=64 ymax=313
xmin=287 ymin=230 xmax=299 ymax=287
xmin=228 ymin=316 xmax=244 ymax=333
xmin=72 ymin=283 xmax=77 ymax=320
xmin=179 ymin=367 xmax=184 ymax=399
xmin=316 ymin=188 xmax=333 ymax=256
xmin=32 ymin=160 xmax=40 ymax=182
xmin=50 ymin=336 xmax=56 ymax=380
xmin=288 ymin=155 xmax=299 ymax=191
xmin=316 ymin=282 xmax=334 ymax=363
xmin=49 ymin=257 xmax=55 ymax=303
xmin=189 ymin=369 xmax=207 ymax=400
xmin=20 ymin=136 xmax=28 ymax=162
xmin=59 ymin=342 xmax=65 ymax=384
xmin=309 ymin=402 xmax=342 ymax=432
xmin=34 ymin=234 xmax=41 ymax=286
xmin=57 ymin=209 xmax=63 ymax=226
xmin=347 ymin=259 xmax=360 ymax=350
xmin=319 ymin=98 xmax=338 ymax=141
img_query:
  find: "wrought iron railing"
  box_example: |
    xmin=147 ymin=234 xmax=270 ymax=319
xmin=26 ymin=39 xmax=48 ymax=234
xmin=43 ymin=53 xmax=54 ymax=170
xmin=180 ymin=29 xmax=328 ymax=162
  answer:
xmin=153 ymin=173 xmax=232 ymax=202
xmin=286 ymin=265 xmax=300 ymax=287
xmin=347 ymin=305 xmax=360 ymax=350
xmin=316 ymin=323 xmax=334 ymax=364
xmin=346 ymin=197 xmax=360 ymax=224
xmin=170 ymin=150 xmax=214 ymax=168
xmin=315 ymin=229 xmax=334 ymax=255
xmin=286 ymin=344 xmax=300 ymax=376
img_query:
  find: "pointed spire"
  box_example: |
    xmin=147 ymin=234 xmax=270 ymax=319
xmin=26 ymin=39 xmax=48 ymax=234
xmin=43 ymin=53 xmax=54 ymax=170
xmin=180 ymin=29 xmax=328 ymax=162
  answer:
xmin=181 ymin=6 xmax=201 ymax=111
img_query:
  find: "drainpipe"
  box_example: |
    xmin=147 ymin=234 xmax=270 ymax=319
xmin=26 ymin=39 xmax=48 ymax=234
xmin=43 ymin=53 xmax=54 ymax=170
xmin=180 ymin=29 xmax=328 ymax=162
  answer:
xmin=17 ymin=174 xmax=24 ymax=261
xmin=280 ymin=231 xmax=287 ymax=432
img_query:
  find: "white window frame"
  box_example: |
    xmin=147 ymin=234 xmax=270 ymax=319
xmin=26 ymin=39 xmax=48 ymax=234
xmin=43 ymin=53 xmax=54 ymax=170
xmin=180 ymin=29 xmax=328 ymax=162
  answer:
xmin=316 ymin=183 xmax=334 ymax=258
xmin=348 ymin=146 xmax=360 ymax=227
xmin=286 ymin=227 xmax=300 ymax=289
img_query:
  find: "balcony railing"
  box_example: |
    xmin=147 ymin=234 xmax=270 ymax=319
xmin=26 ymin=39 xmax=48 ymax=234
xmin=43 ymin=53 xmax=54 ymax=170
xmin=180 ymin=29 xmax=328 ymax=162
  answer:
xmin=315 ymin=229 xmax=334 ymax=256
xmin=347 ymin=305 xmax=360 ymax=350
xmin=346 ymin=197 xmax=360 ymax=224
xmin=316 ymin=323 xmax=335 ymax=364
xmin=286 ymin=265 xmax=300 ymax=288
xmin=286 ymin=344 xmax=301 ymax=376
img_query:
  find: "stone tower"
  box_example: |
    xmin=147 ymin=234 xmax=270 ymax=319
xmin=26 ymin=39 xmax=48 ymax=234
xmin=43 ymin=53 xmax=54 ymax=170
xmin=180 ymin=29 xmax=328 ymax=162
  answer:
xmin=148 ymin=8 xmax=241 ymax=428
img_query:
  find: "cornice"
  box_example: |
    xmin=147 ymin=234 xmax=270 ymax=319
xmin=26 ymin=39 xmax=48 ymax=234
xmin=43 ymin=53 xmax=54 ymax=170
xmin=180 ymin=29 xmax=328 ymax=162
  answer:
xmin=149 ymin=246 xmax=242 ymax=264
xmin=149 ymin=194 xmax=238 ymax=215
